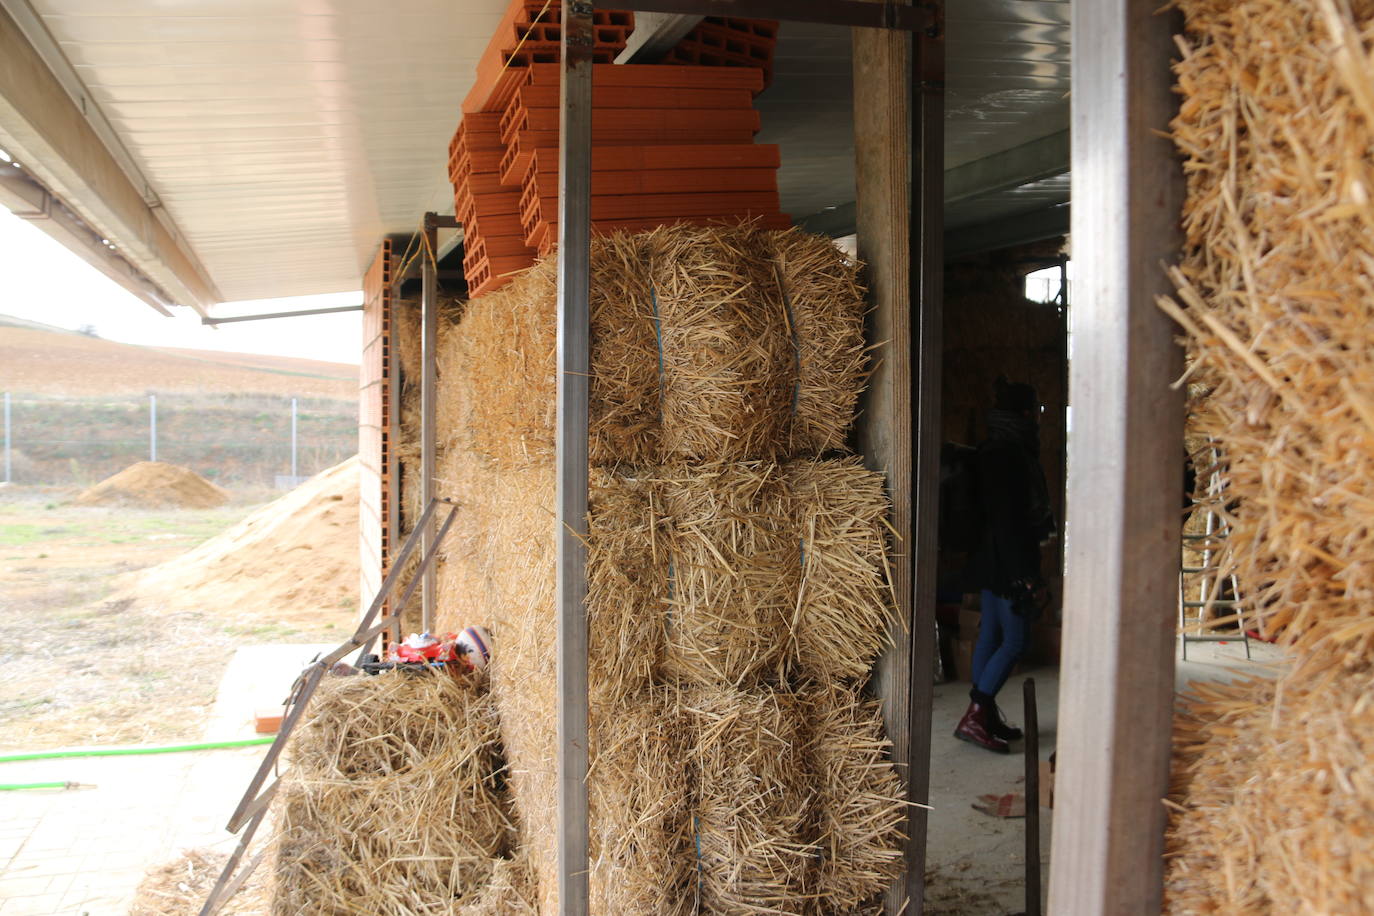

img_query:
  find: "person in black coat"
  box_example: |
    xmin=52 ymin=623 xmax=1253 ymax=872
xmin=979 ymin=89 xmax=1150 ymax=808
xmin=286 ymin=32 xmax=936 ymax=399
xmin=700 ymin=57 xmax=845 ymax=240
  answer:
xmin=955 ymin=377 xmax=1054 ymax=753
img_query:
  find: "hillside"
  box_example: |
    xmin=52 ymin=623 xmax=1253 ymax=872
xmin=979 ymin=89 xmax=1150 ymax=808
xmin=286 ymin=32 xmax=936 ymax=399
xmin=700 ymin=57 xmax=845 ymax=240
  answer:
xmin=0 ymin=316 xmax=358 ymax=399
xmin=0 ymin=316 xmax=358 ymax=488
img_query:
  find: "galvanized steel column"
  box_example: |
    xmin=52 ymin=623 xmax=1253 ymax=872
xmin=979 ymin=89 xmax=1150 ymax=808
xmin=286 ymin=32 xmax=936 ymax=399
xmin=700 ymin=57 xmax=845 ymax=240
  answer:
xmin=556 ymin=2 xmax=593 ymax=913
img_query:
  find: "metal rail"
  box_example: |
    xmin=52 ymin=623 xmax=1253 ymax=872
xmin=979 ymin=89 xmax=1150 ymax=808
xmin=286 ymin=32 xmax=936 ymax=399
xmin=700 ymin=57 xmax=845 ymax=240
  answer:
xmin=198 ymin=498 xmax=459 ymax=916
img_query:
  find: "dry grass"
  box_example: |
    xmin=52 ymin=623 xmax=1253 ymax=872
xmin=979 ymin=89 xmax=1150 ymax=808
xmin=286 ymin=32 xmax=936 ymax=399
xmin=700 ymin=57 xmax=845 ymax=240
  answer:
xmin=129 ymin=848 xmax=269 ymax=916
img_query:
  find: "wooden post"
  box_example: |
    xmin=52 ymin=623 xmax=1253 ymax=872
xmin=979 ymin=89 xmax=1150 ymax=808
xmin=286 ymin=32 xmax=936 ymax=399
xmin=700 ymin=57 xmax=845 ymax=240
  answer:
xmin=556 ymin=2 xmax=593 ymax=914
xmin=1046 ymin=0 xmax=1184 ymax=911
xmin=854 ymin=1 xmax=942 ymax=910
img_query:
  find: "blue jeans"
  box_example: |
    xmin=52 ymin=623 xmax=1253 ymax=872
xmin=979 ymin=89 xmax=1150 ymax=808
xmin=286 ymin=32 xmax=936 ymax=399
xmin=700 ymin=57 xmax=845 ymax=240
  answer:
xmin=972 ymin=589 xmax=1028 ymax=700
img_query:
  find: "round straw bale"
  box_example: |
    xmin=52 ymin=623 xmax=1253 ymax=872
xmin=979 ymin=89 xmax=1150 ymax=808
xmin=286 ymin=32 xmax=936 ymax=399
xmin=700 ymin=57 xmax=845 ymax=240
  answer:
xmin=589 ymin=688 xmax=696 ymax=915
xmin=787 ymin=458 xmax=896 ymax=683
xmin=773 ymin=227 xmax=870 ymax=455
xmin=649 ymin=224 xmax=795 ymax=463
xmin=684 ymin=685 xmax=817 ymax=913
xmin=659 ymin=461 xmax=797 ymax=687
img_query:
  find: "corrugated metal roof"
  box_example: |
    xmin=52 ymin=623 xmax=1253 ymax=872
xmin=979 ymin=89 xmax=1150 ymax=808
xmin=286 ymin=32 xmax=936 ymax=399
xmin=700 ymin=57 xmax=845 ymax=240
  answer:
xmin=17 ymin=0 xmax=1072 ymax=303
xmin=30 ymin=0 xmax=508 ymax=301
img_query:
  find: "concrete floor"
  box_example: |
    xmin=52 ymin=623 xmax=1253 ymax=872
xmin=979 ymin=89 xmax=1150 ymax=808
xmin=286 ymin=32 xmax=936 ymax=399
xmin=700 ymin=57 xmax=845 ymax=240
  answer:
xmin=923 ymin=634 xmax=1286 ymax=915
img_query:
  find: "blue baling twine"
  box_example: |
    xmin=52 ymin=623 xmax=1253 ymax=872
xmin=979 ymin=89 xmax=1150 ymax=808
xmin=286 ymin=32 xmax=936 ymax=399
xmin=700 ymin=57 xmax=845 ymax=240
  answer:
xmin=775 ymin=262 xmax=802 ymax=417
xmin=649 ymin=282 xmax=666 ymax=423
xmin=693 ymin=814 xmax=704 ymax=909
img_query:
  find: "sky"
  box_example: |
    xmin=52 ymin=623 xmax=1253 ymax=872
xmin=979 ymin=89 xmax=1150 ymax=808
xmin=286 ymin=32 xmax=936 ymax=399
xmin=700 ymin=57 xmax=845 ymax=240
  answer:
xmin=0 ymin=204 xmax=362 ymax=365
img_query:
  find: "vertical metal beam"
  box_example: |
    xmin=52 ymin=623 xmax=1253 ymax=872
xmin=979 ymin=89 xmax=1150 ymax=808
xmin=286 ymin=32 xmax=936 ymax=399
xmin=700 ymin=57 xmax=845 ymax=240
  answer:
xmin=556 ymin=3 xmax=593 ymax=914
xmin=149 ymin=393 xmax=157 ymax=462
xmin=1047 ymin=0 xmax=1184 ymax=911
xmin=420 ymin=213 xmax=440 ymax=634
xmin=3 ymin=392 xmax=10 ymax=484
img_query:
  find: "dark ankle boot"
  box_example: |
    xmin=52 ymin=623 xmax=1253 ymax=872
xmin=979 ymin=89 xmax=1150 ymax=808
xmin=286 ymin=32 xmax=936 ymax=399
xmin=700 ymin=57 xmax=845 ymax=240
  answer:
xmin=988 ymin=702 xmax=1023 ymax=742
xmin=954 ymin=701 xmax=1010 ymax=753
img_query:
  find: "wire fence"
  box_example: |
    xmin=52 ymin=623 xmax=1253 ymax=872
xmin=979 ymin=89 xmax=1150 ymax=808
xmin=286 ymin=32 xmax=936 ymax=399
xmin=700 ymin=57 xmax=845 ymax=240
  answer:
xmin=1 ymin=391 xmax=357 ymax=490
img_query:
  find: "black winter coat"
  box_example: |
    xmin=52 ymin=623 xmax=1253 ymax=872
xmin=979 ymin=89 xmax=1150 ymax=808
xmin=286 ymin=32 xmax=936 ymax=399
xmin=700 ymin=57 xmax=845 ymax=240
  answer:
xmin=965 ymin=429 xmax=1053 ymax=598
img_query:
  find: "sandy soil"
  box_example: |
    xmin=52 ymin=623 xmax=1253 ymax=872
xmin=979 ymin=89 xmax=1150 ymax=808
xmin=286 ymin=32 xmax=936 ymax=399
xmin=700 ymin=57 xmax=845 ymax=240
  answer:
xmin=0 ymin=485 xmax=352 ymax=751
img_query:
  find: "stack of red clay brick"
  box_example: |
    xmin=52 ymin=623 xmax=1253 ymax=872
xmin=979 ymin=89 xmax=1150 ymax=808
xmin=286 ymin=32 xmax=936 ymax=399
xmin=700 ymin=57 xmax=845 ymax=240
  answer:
xmin=662 ymin=17 xmax=780 ymax=88
xmin=450 ymin=0 xmax=786 ymax=297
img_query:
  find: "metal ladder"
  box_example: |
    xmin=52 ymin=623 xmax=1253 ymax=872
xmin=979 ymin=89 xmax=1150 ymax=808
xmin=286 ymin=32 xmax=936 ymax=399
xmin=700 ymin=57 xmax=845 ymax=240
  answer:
xmin=1179 ymin=443 xmax=1250 ymax=661
xmin=197 ymin=497 xmax=460 ymax=916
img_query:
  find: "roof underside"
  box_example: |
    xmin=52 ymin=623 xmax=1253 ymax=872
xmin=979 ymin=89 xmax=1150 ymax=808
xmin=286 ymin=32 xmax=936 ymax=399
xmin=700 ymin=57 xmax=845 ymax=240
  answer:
xmin=11 ymin=0 xmax=1070 ymax=306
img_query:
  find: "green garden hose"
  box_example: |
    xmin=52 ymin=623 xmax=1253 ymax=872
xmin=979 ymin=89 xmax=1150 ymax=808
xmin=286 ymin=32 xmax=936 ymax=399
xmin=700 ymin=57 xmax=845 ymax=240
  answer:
xmin=0 ymin=736 xmax=274 ymax=764
xmin=1 ymin=781 xmax=92 ymax=791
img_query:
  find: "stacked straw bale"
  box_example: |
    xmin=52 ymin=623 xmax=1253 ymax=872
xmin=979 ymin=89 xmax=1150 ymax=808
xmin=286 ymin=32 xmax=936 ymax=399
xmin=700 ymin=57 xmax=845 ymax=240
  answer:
xmin=1160 ymin=0 xmax=1374 ymax=909
xmin=433 ymin=222 xmax=905 ymax=913
xmin=440 ymin=224 xmax=873 ymax=469
xmin=271 ymin=670 xmax=524 ymax=915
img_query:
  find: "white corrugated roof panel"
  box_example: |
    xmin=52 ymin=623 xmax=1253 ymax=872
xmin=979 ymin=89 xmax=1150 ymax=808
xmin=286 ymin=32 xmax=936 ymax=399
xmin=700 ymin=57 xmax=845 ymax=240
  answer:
xmin=30 ymin=0 xmax=507 ymax=301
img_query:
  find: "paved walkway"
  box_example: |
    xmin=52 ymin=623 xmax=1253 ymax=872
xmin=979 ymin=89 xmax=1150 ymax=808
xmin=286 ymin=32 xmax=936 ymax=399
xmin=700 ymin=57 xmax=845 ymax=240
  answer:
xmin=0 ymin=643 xmax=331 ymax=915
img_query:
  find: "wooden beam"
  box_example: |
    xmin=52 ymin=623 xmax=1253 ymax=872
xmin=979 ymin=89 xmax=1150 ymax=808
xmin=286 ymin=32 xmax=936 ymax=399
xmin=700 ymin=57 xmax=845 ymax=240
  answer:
xmin=556 ymin=2 xmax=593 ymax=914
xmin=0 ymin=3 xmax=218 ymax=311
xmin=1046 ymin=0 xmax=1185 ymax=911
xmin=853 ymin=3 xmax=933 ymax=911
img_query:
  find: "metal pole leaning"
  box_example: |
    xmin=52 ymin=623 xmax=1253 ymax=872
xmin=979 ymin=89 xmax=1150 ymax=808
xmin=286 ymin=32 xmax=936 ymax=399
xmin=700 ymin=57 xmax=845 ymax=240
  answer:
xmin=4 ymin=392 xmax=10 ymax=483
xmin=557 ymin=3 xmax=593 ymax=913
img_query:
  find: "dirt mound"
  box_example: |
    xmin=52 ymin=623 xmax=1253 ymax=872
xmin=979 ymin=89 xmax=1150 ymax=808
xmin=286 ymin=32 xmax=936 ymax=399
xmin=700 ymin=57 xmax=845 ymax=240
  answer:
xmin=133 ymin=457 xmax=359 ymax=625
xmin=73 ymin=461 xmax=230 ymax=509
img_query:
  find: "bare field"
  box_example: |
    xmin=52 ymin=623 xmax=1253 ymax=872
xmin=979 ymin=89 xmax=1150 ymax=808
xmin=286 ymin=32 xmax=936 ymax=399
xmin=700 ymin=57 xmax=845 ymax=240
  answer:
xmin=0 ymin=486 xmax=354 ymax=751
xmin=0 ymin=322 xmax=357 ymax=400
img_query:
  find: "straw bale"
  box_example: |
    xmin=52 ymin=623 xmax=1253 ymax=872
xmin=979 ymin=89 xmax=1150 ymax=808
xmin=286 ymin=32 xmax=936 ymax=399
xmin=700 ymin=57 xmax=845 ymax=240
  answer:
xmin=271 ymin=670 xmax=513 ymax=915
xmin=773 ymin=227 xmax=871 ymax=455
xmin=1161 ymin=0 xmax=1374 ymax=661
xmin=648 ymin=224 xmax=795 ymax=462
xmin=802 ymin=683 xmax=906 ymax=913
xmin=659 ymin=461 xmax=797 ymax=687
xmin=788 ymin=458 xmax=895 ymax=683
xmin=589 ymin=232 xmax=664 ymax=467
xmin=458 ymin=853 xmax=539 ymax=916
xmin=685 ymin=685 xmax=817 ymax=914
xmin=440 ymin=224 xmax=869 ymax=471
xmin=1165 ymin=659 xmax=1374 ymax=914
xmin=587 ymin=468 xmax=670 ymax=698
xmin=589 ymin=689 xmax=696 ymax=916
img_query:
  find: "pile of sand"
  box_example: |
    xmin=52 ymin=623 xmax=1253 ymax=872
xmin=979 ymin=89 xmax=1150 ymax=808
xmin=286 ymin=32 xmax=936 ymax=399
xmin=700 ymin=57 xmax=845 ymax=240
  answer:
xmin=134 ymin=457 xmax=359 ymax=625
xmin=73 ymin=461 xmax=230 ymax=509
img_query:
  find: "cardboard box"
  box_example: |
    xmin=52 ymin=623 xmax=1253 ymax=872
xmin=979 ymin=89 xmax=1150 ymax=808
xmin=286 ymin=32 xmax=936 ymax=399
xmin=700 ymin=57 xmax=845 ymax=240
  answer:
xmin=254 ymin=706 xmax=285 ymax=734
xmin=1039 ymin=756 xmax=1056 ymax=809
xmin=958 ymin=607 xmax=982 ymax=640
xmin=954 ymin=638 xmax=976 ymax=682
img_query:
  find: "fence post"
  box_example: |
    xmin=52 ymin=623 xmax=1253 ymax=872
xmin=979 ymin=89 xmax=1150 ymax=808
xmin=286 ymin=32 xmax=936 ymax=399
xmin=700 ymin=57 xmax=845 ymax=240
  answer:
xmin=4 ymin=392 xmax=10 ymax=484
xmin=290 ymin=397 xmax=298 ymax=480
xmin=149 ymin=394 xmax=157 ymax=462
